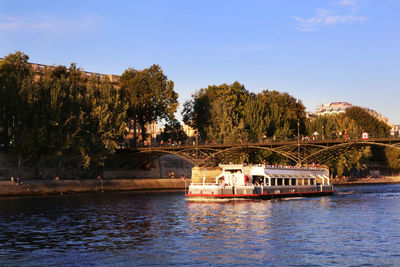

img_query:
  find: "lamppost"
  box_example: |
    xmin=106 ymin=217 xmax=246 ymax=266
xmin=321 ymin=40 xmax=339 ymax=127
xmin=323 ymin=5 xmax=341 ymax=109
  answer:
xmin=322 ymin=125 xmax=325 ymax=140
xmin=297 ymin=121 xmax=300 ymax=165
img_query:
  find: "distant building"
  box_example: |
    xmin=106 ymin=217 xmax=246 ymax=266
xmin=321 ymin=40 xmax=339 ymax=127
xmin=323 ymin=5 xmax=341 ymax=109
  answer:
xmin=314 ymin=102 xmax=389 ymax=124
xmin=124 ymin=121 xmax=164 ymax=147
xmin=30 ymin=62 xmax=120 ymax=86
xmin=391 ymin=125 xmax=400 ymax=137
xmin=316 ymin=102 xmax=353 ymax=116
xmin=183 ymin=124 xmax=196 ymax=138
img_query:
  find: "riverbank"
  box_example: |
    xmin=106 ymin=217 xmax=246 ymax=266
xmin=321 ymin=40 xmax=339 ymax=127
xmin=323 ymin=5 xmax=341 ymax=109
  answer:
xmin=333 ymin=176 xmax=400 ymax=185
xmin=0 ymin=178 xmax=190 ymax=196
xmin=1 ymin=176 xmax=400 ymax=196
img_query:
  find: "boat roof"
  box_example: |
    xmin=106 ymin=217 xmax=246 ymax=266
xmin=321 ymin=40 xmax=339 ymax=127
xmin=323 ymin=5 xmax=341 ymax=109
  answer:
xmin=219 ymin=164 xmax=244 ymax=170
xmin=265 ymin=167 xmax=327 ymax=176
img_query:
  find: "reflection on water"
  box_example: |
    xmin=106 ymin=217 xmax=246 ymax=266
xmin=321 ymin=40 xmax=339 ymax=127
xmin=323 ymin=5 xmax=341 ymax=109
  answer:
xmin=1 ymin=185 xmax=400 ymax=265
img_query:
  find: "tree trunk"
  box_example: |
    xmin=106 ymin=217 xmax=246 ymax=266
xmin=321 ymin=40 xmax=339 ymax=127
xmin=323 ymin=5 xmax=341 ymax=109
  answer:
xmin=2 ymin=110 xmax=9 ymax=145
xmin=133 ymin=119 xmax=137 ymax=148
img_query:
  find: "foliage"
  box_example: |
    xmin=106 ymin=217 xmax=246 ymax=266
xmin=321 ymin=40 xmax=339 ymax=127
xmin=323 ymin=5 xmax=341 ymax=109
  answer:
xmin=385 ymin=147 xmax=400 ymax=171
xmin=345 ymin=107 xmax=390 ymax=138
xmin=0 ymin=52 xmax=127 ymax=176
xmin=76 ymin=76 xmax=127 ymax=169
xmin=183 ymin=81 xmax=248 ymax=143
xmin=0 ymin=51 xmax=32 ymax=146
xmin=325 ymin=146 xmax=372 ymax=177
xmin=183 ymin=83 xmax=306 ymax=163
xmin=242 ymin=95 xmax=269 ymax=142
xmin=160 ymin=118 xmax=187 ymax=144
xmin=120 ymin=65 xmax=178 ymax=145
xmin=305 ymin=106 xmax=393 ymax=176
xmin=258 ymin=90 xmax=305 ymax=139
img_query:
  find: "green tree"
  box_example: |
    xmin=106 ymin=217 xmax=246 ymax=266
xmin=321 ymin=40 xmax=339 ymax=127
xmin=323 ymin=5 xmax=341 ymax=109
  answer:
xmin=345 ymin=106 xmax=390 ymax=138
xmin=120 ymin=65 xmax=178 ymax=146
xmin=258 ymin=90 xmax=305 ymax=139
xmin=160 ymin=118 xmax=187 ymax=144
xmin=325 ymin=146 xmax=372 ymax=177
xmin=385 ymin=147 xmax=400 ymax=172
xmin=76 ymin=75 xmax=127 ymax=171
xmin=243 ymin=95 xmax=269 ymax=142
xmin=305 ymin=107 xmax=391 ymax=177
xmin=183 ymin=81 xmax=249 ymax=143
xmin=0 ymin=51 xmax=32 ymax=146
xmin=182 ymin=90 xmax=211 ymax=140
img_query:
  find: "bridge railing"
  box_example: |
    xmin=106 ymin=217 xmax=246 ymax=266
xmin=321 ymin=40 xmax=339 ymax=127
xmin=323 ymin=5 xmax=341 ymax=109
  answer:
xmin=121 ymin=134 xmax=400 ymax=149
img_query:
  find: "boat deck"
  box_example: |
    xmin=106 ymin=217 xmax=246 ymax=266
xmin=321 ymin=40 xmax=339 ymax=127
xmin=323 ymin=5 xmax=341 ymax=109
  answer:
xmin=186 ymin=184 xmax=334 ymax=199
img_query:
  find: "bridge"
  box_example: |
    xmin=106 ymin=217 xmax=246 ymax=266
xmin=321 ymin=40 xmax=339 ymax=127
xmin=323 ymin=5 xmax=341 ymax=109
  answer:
xmin=126 ymin=137 xmax=400 ymax=167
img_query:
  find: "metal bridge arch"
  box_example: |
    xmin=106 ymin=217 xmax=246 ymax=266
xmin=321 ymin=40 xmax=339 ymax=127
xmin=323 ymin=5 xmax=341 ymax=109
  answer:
xmin=198 ymin=145 xmax=300 ymax=166
xmin=128 ymin=138 xmax=400 ymax=167
xmin=132 ymin=149 xmax=198 ymax=166
xmin=300 ymin=141 xmax=400 ymax=165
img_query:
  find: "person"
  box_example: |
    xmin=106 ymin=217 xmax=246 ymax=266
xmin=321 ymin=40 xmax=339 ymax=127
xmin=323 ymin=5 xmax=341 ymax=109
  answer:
xmin=171 ymin=171 xmax=175 ymax=179
xmin=97 ymin=175 xmax=103 ymax=184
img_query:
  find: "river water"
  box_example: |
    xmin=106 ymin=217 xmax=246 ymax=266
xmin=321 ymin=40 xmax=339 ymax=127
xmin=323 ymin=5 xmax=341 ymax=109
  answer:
xmin=0 ymin=184 xmax=400 ymax=266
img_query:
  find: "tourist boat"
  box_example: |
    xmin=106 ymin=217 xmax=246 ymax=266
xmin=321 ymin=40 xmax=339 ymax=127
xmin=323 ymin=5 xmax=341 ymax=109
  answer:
xmin=185 ymin=164 xmax=334 ymax=200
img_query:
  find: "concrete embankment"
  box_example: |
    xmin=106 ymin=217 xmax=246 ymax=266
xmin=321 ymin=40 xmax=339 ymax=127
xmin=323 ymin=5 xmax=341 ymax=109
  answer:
xmin=0 ymin=178 xmax=190 ymax=196
xmin=333 ymin=176 xmax=400 ymax=185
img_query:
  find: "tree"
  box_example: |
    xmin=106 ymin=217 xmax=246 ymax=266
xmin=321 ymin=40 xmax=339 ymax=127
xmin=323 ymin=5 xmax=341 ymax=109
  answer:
xmin=182 ymin=91 xmax=211 ymax=140
xmin=385 ymin=147 xmax=400 ymax=172
xmin=258 ymin=90 xmax=306 ymax=139
xmin=75 ymin=75 xmax=127 ymax=171
xmin=182 ymin=81 xmax=249 ymax=143
xmin=160 ymin=118 xmax=187 ymax=144
xmin=305 ymin=107 xmax=392 ymax=177
xmin=345 ymin=106 xmax=390 ymax=138
xmin=243 ymin=95 xmax=269 ymax=142
xmin=120 ymin=65 xmax=178 ymax=146
xmin=325 ymin=146 xmax=372 ymax=177
xmin=0 ymin=51 xmax=32 ymax=146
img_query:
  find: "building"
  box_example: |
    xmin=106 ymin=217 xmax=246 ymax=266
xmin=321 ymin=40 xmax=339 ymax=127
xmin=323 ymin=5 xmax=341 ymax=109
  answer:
xmin=316 ymin=102 xmax=353 ymax=116
xmin=391 ymin=125 xmax=400 ymax=137
xmin=30 ymin=62 xmax=120 ymax=86
xmin=315 ymin=102 xmax=389 ymax=124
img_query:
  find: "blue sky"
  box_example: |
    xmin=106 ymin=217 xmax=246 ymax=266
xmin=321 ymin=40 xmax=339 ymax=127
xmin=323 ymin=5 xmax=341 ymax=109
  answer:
xmin=1 ymin=0 xmax=399 ymax=123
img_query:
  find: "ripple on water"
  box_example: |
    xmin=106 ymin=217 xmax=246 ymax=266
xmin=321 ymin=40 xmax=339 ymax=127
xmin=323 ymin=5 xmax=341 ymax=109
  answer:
xmin=0 ymin=186 xmax=399 ymax=265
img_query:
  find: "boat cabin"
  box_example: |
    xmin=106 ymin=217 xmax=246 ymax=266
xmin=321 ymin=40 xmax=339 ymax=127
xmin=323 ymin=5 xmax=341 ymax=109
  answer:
xmin=215 ymin=164 xmax=330 ymax=187
xmin=216 ymin=164 xmax=251 ymax=186
xmin=250 ymin=165 xmax=330 ymax=186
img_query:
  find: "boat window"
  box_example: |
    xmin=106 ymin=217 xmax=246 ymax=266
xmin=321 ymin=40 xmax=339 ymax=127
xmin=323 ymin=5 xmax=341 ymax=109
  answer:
xmin=277 ymin=178 xmax=283 ymax=186
xmin=310 ymin=179 xmax=314 ymax=185
xmin=284 ymin=179 xmax=290 ymax=186
xmin=252 ymin=175 xmax=264 ymax=185
xmin=271 ymin=178 xmax=276 ymax=186
xmin=291 ymin=178 xmax=297 ymax=185
xmin=227 ymin=169 xmax=242 ymax=174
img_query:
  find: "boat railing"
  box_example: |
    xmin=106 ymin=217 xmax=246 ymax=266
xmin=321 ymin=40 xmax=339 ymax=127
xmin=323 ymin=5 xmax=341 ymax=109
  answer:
xmin=189 ymin=183 xmax=220 ymax=186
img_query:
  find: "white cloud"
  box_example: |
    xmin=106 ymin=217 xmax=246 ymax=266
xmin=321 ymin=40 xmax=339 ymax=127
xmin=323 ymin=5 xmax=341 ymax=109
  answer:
xmin=0 ymin=15 xmax=22 ymax=30
xmin=0 ymin=14 xmax=102 ymax=35
xmin=233 ymin=45 xmax=271 ymax=53
xmin=293 ymin=7 xmax=367 ymax=31
xmin=334 ymin=0 xmax=358 ymax=6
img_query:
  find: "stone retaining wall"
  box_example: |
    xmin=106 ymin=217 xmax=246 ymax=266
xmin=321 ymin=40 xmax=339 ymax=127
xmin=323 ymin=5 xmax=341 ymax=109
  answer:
xmin=333 ymin=176 xmax=400 ymax=185
xmin=0 ymin=178 xmax=190 ymax=196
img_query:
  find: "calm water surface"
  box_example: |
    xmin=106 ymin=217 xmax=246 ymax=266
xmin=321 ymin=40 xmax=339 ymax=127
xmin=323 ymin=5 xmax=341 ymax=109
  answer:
xmin=1 ymin=185 xmax=400 ymax=266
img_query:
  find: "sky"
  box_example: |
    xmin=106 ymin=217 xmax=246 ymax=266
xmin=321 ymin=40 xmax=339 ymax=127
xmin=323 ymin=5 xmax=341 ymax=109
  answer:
xmin=1 ymin=0 xmax=399 ymax=124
